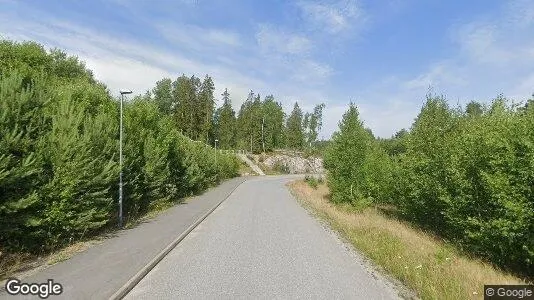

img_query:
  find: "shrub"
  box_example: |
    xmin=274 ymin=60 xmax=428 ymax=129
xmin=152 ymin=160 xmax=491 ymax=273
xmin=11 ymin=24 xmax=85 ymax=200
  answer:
xmin=324 ymin=95 xmax=534 ymax=277
xmin=0 ymin=40 xmax=239 ymax=254
xmin=304 ymin=175 xmax=319 ymax=189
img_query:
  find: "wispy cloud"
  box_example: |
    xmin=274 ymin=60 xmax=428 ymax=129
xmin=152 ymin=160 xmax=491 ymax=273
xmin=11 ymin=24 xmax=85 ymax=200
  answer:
xmin=291 ymin=60 xmax=333 ymax=83
xmin=297 ymin=0 xmax=366 ymax=34
xmin=3 ymin=0 xmax=533 ymax=140
xmin=0 ymin=4 xmax=336 ymax=127
xmin=155 ymin=23 xmax=242 ymax=50
xmin=256 ymin=25 xmax=313 ymax=55
xmin=506 ymin=0 xmax=534 ymax=28
xmin=403 ymin=62 xmax=467 ymax=90
xmin=0 ymin=12 xmax=263 ymax=104
xmin=353 ymin=0 xmax=534 ymax=138
xmin=253 ymin=24 xmax=332 ymax=84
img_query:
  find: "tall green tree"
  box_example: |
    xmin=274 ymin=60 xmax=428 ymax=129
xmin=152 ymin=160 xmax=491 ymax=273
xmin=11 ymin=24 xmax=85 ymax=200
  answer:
xmin=197 ymin=75 xmax=215 ymax=143
xmin=324 ymin=103 xmax=373 ymax=204
xmin=305 ymin=103 xmax=325 ymax=147
xmin=249 ymin=94 xmax=263 ymax=152
xmin=262 ymin=95 xmax=285 ymax=151
xmin=189 ymin=75 xmax=202 ymax=139
xmin=152 ymin=78 xmax=173 ymax=115
xmin=172 ymin=75 xmax=193 ymax=136
xmin=237 ymin=91 xmax=255 ymax=151
xmin=285 ymin=102 xmax=305 ymax=149
xmin=215 ymin=88 xmax=236 ymax=149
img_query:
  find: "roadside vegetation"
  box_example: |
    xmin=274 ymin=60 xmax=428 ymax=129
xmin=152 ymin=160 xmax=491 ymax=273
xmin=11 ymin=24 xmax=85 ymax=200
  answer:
xmin=289 ymin=180 xmax=528 ymax=300
xmin=323 ymin=95 xmax=534 ymax=279
xmin=0 ymin=40 xmax=240 ymax=277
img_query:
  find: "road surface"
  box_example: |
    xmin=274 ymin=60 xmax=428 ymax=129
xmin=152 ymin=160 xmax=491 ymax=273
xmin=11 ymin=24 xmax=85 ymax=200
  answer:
xmin=125 ymin=176 xmax=400 ymax=299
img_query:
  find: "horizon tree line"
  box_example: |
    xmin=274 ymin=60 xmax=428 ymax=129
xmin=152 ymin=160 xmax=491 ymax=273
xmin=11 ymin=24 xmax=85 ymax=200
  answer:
xmin=143 ymin=75 xmax=325 ymax=153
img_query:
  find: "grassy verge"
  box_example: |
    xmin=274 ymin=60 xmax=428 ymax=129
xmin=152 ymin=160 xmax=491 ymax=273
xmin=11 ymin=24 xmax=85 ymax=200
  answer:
xmin=0 ymin=174 xmax=248 ymax=281
xmin=0 ymin=196 xmax=188 ymax=280
xmin=0 ymin=238 xmax=105 ymax=281
xmin=288 ymin=180 xmax=529 ymax=300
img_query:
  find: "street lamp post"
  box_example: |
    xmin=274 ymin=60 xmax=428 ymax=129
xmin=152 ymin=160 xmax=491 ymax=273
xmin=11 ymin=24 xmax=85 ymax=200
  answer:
xmin=214 ymin=139 xmax=219 ymax=166
xmin=119 ymin=89 xmax=132 ymax=228
xmin=261 ymin=116 xmax=265 ymax=153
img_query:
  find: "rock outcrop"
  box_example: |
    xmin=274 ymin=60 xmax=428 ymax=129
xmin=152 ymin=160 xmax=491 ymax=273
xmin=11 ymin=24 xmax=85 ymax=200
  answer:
xmin=261 ymin=154 xmax=324 ymax=174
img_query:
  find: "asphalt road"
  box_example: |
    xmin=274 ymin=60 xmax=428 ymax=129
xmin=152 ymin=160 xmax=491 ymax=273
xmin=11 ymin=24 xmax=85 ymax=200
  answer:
xmin=125 ymin=175 xmax=400 ymax=299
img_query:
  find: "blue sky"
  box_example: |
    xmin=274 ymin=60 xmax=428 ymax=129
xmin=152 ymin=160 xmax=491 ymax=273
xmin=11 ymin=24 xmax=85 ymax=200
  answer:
xmin=1 ymin=0 xmax=534 ymax=138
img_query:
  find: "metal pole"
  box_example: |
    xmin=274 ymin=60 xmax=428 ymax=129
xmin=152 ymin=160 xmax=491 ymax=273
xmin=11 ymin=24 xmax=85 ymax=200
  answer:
xmin=119 ymin=94 xmax=124 ymax=228
xmin=215 ymin=140 xmax=217 ymax=166
xmin=261 ymin=116 xmax=265 ymax=153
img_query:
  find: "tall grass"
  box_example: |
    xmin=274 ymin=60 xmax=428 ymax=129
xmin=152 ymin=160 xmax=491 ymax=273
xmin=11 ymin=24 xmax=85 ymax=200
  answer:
xmin=289 ymin=181 xmax=529 ymax=300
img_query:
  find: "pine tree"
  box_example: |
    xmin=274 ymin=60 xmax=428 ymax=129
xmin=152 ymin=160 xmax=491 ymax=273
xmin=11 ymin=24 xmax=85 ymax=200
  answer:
xmin=189 ymin=75 xmax=202 ymax=140
xmin=215 ymin=88 xmax=236 ymax=149
xmin=172 ymin=75 xmax=192 ymax=136
xmin=0 ymin=71 xmax=46 ymax=251
xmin=237 ymin=91 xmax=255 ymax=151
xmin=285 ymin=102 xmax=305 ymax=149
xmin=262 ymin=95 xmax=285 ymax=151
xmin=249 ymin=94 xmax=263 ymax=153
xmin=197 ymin=75 xmax=215 ymax=143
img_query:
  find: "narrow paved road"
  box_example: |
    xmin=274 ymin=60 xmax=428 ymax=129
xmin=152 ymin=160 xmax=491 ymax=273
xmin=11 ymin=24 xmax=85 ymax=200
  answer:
xmin=125 ymin=176 xmax=400 ymax=299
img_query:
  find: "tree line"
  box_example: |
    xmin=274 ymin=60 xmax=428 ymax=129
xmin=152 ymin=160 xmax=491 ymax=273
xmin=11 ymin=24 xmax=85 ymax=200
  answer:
xmin=145 ymin=76 xmax=325 ymax=153
xmin=0 ymin=40 xmax=239 ymax=254
xmin=324 ymin=94 xmax=534 ymax=277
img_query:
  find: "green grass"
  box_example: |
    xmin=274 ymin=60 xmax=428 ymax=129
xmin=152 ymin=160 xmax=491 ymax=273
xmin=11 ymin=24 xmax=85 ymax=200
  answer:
xmin=288 ymin=180 xmax=529 ymax=300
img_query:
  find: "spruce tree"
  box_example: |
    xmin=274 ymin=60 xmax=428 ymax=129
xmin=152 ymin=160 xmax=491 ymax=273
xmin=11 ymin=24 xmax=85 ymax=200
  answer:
xmin=172 ymin=75 xmax=192 ymax=136
xmin=262 ymin=95 xmax=285 ymax=150
xmin=285 ymin=102 xmax=305 ymax=149
xmin=215 ymin=88 xmax=236 ymax=149
xmin=198 ymin=75 xmax=215 ymax=143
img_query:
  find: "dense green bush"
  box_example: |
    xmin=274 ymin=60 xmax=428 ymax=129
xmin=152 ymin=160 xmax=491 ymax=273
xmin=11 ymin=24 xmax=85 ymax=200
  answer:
xmin=0 ymin=40 xmax=239 ymax=254
xmin=324 ymin=104 xmax=394 ymax=206
xmin=304 ymin=175 xmax=319 ymax=189
xmin=325 ymin=96 xmax=534 ymax=277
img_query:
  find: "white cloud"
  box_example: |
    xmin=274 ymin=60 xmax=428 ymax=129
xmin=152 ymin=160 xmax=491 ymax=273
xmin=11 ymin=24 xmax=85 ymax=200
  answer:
xmin=509 ymin=73 xmax=534 ymax=101
xmin=253 ymin=24 xmax=333 ymax=85
xmin=155 ymin=23 xmax=242 ymax=50
xmin=291 ymin=60 xmax=333 ymax=83
xmin=256 ymin=25 xmax=313 ymax=55
xmin=403 ymin=62 xmax=467 ymax=90
xmin=354 ymin=0 xmax=534 ymax=138
xmin=453 ymin=22 xmax=516 ymax=66
xmin=507 ymin=0 xmax=534 ymax=28
xmin=0 ymin=8 xmax=336 ymax=136
xmin=0 ymin=13 xmax=263 ymax=105
xmin=320 ymin=99 xmax=418 ymax=139
xmin=297 ymin=0 xmax=365 ymax=34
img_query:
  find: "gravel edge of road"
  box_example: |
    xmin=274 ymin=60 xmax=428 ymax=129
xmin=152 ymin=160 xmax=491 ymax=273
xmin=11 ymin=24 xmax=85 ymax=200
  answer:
xmin=286 ymin=180 xmax=419 ymax=300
